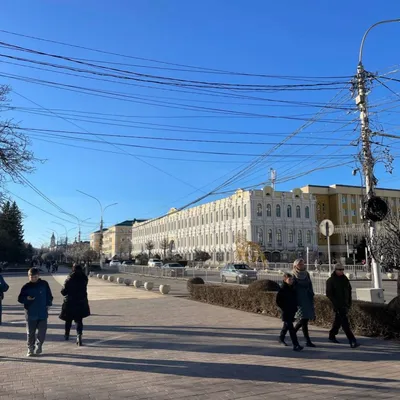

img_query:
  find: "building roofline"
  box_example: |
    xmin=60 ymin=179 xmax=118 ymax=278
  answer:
xmin=303 ymin=184 xmax=400 ymax=192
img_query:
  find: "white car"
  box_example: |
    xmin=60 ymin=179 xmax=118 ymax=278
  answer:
xmin=148 ymin=259 xmax=162 ymax=267
xmin=109 ymin=260 xmax=121 ymax=267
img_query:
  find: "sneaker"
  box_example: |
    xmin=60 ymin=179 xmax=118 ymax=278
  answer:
xmin=293 ymin=345 xmax=304 ymax=352
xmin=350 ymin=341 xmax=360 ymax=349
xmin=278 ymin=338 xmax=288 ymax=346
xmin=35 ymin=343 xmax=43 ymax=355
xmin=27 ymin=348 xmax=35 ymax=357
xmin=306 ymin=341 xmax=316 ymax=348
xmin=329 ymin=336 xmax=340 ymax=344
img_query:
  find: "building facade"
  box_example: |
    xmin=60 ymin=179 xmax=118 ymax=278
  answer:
xmin=89 ymin=229 xmax=107 ymax=254
xmin=301 ymin=184 xmax=400 ymax=257
xmin=132 ymin=186 xmax=317 ymax=264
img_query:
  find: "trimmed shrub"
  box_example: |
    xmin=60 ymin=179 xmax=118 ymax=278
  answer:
xmin=247 ymin=279 xmax=280 ymax=293
xmin=187 ymin=277 xmax=204 ymax=293
xmin=189 ymin=283 xmax=400 ymax=339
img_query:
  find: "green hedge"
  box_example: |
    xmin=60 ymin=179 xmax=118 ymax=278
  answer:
xmin=188 ymin=281 xmax=400 ymax=339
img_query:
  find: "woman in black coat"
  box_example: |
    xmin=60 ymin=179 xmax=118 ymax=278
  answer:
xmin=59 ymin=264 xmax=90 ymax=346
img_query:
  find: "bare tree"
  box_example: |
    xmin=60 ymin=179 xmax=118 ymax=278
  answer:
xmin=145 ymin=240 xmax=155 ymax=258
xmin=367 ymin=212 xmax=400 ymax=296
xmin=0 ymin=85 xmax=37 ymax=184
xmin=160 ymin=237 xmax=169 ymax=260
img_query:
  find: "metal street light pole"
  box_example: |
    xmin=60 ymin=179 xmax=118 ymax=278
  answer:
xmin=62 ymin=212 xmax=92 ymax=243
xmin=76 ymin=190 xmax=117 ymax=268
xmin=356 ymin=18 xmax=400 ymax=290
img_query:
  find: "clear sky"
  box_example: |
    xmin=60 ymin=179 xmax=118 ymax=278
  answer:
xmin=2 ymin=0 xmax=400 ymax=247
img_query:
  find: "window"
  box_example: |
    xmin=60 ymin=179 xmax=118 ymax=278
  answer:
xmin=353 ymin=236 xmax=358 ymax=245
xmin=226 ymin=232 xmax=229 ymax=244
xmin=257 ymin=228 xmax=264 ymax=245
xmin=210 ymin=235 xmax=213 ymax=246
xmin=206 ymin=214 xmax=208 ymax=224
xmin=268 ymin=229 xmax=273 ymax=243
xmin=266 ymin=204 xmax=271 ymax=217
xmin=277 ymin=229 xmax=282 ymax=244
xmin=210 ymin=212 xmax=213 ymax=224
xmin=200 ymin=236 xmax=203 ymax=246
xmin=305 ymin=206 xmax=310 ymax=219
xmin=232 ymin=207 xmax=235 ymax=219
xmin=289 ymin=229 xmax=294 ymax=243
xmin=221 ymin=210 xmax=224 ymax=222
xmin=206 ymin=235 xmax=208 ymax=246
xmin=243 ymin=230 xmax=247 ymax=241
xmin=232 ymin=231 xmax=235 ymax=243
xmin=226 ymin=209 xmax=228 ymax=220
xmin=351 ymin=195 xmax=356 ymax=204
xmin=298 ymin=230 xmax=303 ymax=246
xmin=296 ymin=205 xmax=301 ymax=218
xmin=351 ymin=209 xmax=356 ymax=217
xmin=342 ymin=195 xmax=347 ymax=204
xmin=306 ymin=230 xmax=311 ymax=244
xmin=257 ymin=203 xmax=263 ymax=217
xmin=287 ymin=205 xmax=292 ymax=218
xmin=201 ymin=215 xmax=204 ymax=225
xmin=238 ymin=230 xmax=241 ymax=241
xmin=238 ymin=206 xmax=241 ymax=218
xmin=197 ymin=216 xmax=199 ymax=226
xmin=188 ymin=218 xmax=191 ymax=228
xmin=344 ymin=209 xmax=348 ymax=216
xmin=276 ymin=204 xmax=281 ymax=217
xmin=216 ymin=234 xmax=219 ymax=245
xmin=216 ymin=211 xmax=219 ymax=223
xmin=221 ymin=232 xmax=224 ymax=244
xmin=244 ymin=204 xmax=247 ymax=217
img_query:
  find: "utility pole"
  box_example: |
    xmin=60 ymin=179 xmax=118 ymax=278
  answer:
xmin=356 ymin=19 xmax=400 ymax=290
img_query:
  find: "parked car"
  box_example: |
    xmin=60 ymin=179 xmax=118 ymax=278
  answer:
xmin=220 ymin=263 xmax=258 ymax=284
xmin=109 ymin=260 xmax=121 ymax=268
xmin=148 ymin=258 xmax=163 ymax=267
xmin=122 ymin=260 xmax=134 ymax=266
xmin=162 ymin=262 xmax=185 ymax=277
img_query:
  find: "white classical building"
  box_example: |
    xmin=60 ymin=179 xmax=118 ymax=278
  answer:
xmin=132 ymin=186 xmax=318 ymax=264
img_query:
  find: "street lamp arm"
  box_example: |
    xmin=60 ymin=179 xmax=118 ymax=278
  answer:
xmin=103 ymin=202 xmax=118 ymax=214
xmin=76 ymin=189 xmax=103 ymax=214
xmin=359 ymin=19 xmax=400 ymax=64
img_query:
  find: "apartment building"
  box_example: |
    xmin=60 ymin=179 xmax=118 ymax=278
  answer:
xmin=301 ymin=184 xmax=400 ymax=257
xmin=90 ymin=228 xmax=108 ymax=253
xmin=132 ymin=186 xmax=317 ymax=264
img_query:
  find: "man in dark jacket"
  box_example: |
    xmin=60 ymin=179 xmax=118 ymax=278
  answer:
xmin=18 ymin=268 xmax=53 ymax=356
xmin=276 ymin=273 xmax=303 ymax=351
xmin=0 ymin=267 xmax=10 ymax=325
xmin=326 ymin=264 xmax=359 ymax=348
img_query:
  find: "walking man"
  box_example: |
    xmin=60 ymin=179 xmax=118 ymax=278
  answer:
xmin=0 ymin=267 xmax=10 ymax=325
xmin=326 ymin=264 xmax=360 ymax=348
xmin=18 ymin=268 xmax=53 ymax=356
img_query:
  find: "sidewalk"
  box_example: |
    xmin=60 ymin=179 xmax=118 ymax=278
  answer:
xmin=0 ymin=273 xmax=399 ymax=399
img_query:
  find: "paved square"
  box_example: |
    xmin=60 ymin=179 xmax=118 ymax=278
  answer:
xmin=0 ymin=271 xmax=399 ymax=399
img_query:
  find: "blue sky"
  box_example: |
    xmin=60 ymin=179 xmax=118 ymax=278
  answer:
xmin=2 ymin=0 xmax=400 ymax=247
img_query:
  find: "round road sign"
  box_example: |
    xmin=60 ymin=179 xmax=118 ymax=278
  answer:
xmin=319 ymin=219 xmax=334 ymax=237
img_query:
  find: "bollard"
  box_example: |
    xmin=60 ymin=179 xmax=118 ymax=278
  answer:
xmin=387 ymin=273 xmax=394 ymax=280
xmin=345 ymin=273 xmax=353 ymax=280
xmin=366 ymin=272 xmax=371 ymax=280
xmin=159 ymin=284 xmax=170 ymax=295
xmin=133 ymin=280 xmax=142 ymax=288
xmin=102 ymin=275 xmax=108 ymax=280
xmin=117 ymin=277 xmax=124 ymax=284
xmin=89 ymin=272 xmax=94 ymax=277
xmin=144 ymin=282 xmax=154 ymax=291
xmin=124 ymin=278 xmax=132 ymax=286
xmin=108 ymin=276 xmax=115 ymax=282
xmin=97 ymin=274 xmax=102 ymax=279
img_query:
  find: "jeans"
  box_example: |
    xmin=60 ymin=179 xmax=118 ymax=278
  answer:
xmin=329 ymin=309 xmax=356 ymax=342
xmin=65 ymin=318 xmax=83 ymax=335
xmin=27 ymin=319 xmax=47 ymax=350
xmin=280 ymin=321 xmax=300 ymax=347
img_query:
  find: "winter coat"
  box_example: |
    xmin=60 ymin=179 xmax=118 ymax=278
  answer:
xmin=59 ymin=271 xmax=90 ymax=321
xmin=18 ymin=279 xmax=53 ymax=321
xmin=0 ymin=274 xmax=9 ymax=300
xmin=293 ymin=273 xmax=315 ymax=320
xmin=326 ymin=272 xmax=352 ymax=312
xmin=276 ymin=282 xmax=298 ymax=322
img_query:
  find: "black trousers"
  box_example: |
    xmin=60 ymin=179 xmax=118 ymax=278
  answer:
xmin=280 ymin=320 xmax=299 ymax=347
xmin=329 ymin=310 xmax=356 ymax=342
xmin=294 ymin=318 xmax=312 ymax=343
xmin=65 ymin=318 xmax=83 ymax=335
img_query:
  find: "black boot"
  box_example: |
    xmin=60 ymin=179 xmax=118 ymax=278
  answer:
xmin=302 ymin=320 xmax=316 ymax=347
xmin=64 ymin=332 xmax=70 ymax=341
xmin=76 ymin=334 xmax=82 ymax=346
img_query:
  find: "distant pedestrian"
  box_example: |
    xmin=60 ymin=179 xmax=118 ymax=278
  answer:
xmin=326 ymin=263 xmax=360 ymax=348
xmin=18 ymin=268 xmax=53 ymax=356
xmin=46 ymin=261 xmax=51 ymax=273
xmin=59 ymin=264 xmax=90 ymax=346
xmin=0 ymin=267 xmax=10 ymax=325
xmin=276 ymin=273 xmax=303 ymax=351
xmin=292 ymin=258 xmax=316 ymax=347
xmin=84 ymin=262 xmax=90 ymax=276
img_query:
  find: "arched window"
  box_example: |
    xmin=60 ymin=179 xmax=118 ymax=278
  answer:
xmin=277 ymin=229 xmax=282 ymax=244
xmin=201 ymin=215 xmax=204 ymax=225
xmin=276 ymin=204 xmax=281 ymax=217
xmin=298 ymin=230 xmax=303 ymax=246
xmin=266 ymin=204 xmax=271 ymax=217
xmin=288 ymin=229 xmax=294 ymax=243
xmin=268 ymin=229 xmax=273 ymax=243
xmin=221 ymin=210 xmax=224 ymax=221
xmin=205 ymin=235 xmax=208 ymax=246
xmin=305 ymin=206 xmax=310 ymax=219
xmin=257 ymin=203 xmax=263 ymax=217
xmin=287 ymin=205 xmax=292 ymax=218
xmin=221 ymin=232 xmax=224 ymax=244
xmin=232 ymin=207 xmax=235 ymax=219
xmin=216 ymin=233 xmax=219 ymax=245
xmin=244 ymin=204 xmax=247 ymax=218
xmin=296 ymin=205 xmax=301 ymax=218
xmin=238 ymin=230 xmax=241 ymax=241
xmin=243 ymin=230 xmax=247 ymax=241
xmin=216 ymin=211 xmax=219 ymax=223
xmin=306 ymin=230 xmax=311 ymax=243
xmin=232 ymin=231 xmax=235 ymax=243
xmin=210 ymin=212 xmax=213 ymax=223
xmin=226 ymin=232 xmax=229 ymax=244
xmin=210 ymin=235 xmax=213 ymax=246
xmin=226 ymin=209 xmax=229 ymax=220
xmin=206 ymin=214 xmax=208 ymax=224
xmin=238 ymin=206 xmax=241 ymax=218
xmin=257 ymin=228 xmax=264 ymax=245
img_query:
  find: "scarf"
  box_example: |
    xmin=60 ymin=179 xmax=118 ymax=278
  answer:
xmin=293 ymin=267 xmax=308 ymax=280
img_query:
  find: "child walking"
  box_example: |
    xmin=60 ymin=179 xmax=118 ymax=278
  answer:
xmin=276 ymin=273 xmax=303 ymax=351
xmin=18 ymin=268 xmax=53 ymax=356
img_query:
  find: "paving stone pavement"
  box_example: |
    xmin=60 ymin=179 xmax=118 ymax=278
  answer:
xmin=0 ymin=271 xmax=399 ymax=399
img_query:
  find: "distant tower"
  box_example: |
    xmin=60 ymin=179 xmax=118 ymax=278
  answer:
xmin=50 ymin=233 xmax=56 ymax=250
xmin=270 ymin=168 xmax=277 ymax=191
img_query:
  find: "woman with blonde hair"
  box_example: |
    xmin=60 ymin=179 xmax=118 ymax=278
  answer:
xmin=292 ymin=258 xmax=316 ymax=347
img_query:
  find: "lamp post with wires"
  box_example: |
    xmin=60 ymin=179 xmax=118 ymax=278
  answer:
xmin=356 ymin=19 xmax=400 ymax=291
xmin=76 ymin=190 xmax=117 ymax=268
xmin=61 ymin=212 xmax=91 ymax=243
